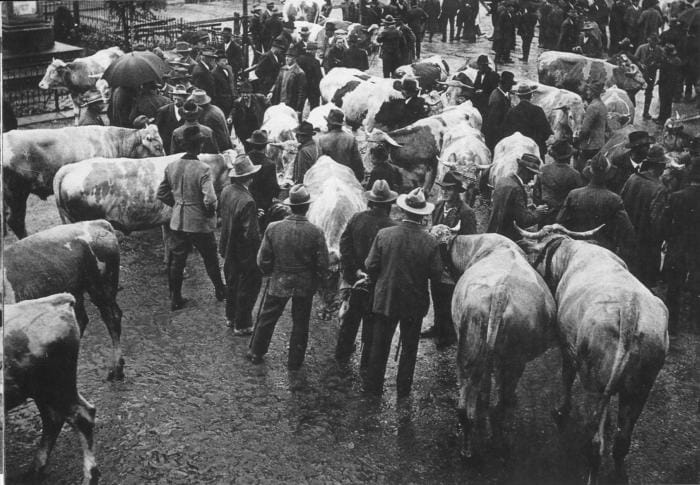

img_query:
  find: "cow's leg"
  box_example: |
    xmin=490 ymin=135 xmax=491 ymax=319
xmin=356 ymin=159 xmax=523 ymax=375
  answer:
xmin=73 ymin=293 xmax=90 ymax=336
xmin=585 ymin=396 xmax=611 ymax=485
xmin=67 ymin=393 xmax=100 ymax=485
xmin=552 ymin=350 xmax=576 ymax=430
xmin=96 ymin=299 xmax=124 ymax=381
xmin=5 ymin=185 xmax=30 ymax=239
xmin=612 ymin=382 xmax=654 ymax=484
xmin=491 ymin=360 xmax=525 ymax=457
xmin=162 ymin=224 xmax=171 ymax=265
xmin=32 ymin=400 xmax=66 ymax=476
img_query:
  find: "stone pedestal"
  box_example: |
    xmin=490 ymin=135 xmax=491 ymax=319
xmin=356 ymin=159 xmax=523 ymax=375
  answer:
xmin=2 ymin=1 xmax=55 ymax=53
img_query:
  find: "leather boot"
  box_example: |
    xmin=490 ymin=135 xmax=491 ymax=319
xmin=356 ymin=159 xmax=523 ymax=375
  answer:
xmin=169 ymin=274 xmax=186 ymax=311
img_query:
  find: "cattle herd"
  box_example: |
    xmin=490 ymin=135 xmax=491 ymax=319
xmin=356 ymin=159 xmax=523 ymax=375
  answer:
xmin=2 ymin=5 xmax=697 ymax=483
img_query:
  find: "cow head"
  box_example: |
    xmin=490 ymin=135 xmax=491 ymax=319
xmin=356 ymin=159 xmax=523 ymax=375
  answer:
xmin=515 ymin=223 xmax=604 ymax=272
xmin=611 ymin=55 xmax=646 ymax=92
xmin=429 ymin=222 xmax=461 ymax=245
xmin=268 ymin=137 xmax=299 ymax=182
xmin=38 ymin=58 xmax=67 ymax=90
xmin=136 ymin=125 xmax=165 ymax=157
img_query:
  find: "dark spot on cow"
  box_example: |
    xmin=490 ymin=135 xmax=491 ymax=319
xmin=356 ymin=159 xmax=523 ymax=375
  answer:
xmin=332 ymin=80 xmax=361 ymax=107
xmin=374 ymin=99 xmax=409 ymax=132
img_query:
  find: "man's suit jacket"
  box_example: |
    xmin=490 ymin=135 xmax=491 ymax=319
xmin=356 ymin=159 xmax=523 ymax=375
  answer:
xmin=212 ymin=65 xmax=235 ymax=114
xmin=192 ymin=61 xmax=217 ymax=99
xmin=473 ymin=68 xmax=500 ymax=116
xmin=483 ymin=88 xmax=511 ymax=150
xmin=487 ymin=173 xmax=539 ymax=241
xmin=432 ymin=200 xmax=477 ymax=235
xmin=608 ymin=151 xmax=639 ymax=194
xmin=156 ymin=103 xmax=184 ymax=154
xmin=199 ymin=104 xmax=233 ymax=151
xmin=247 ymin=149 xmax=280 ymax=213
xmin=502 ymin=99 xmax=553 ymax=157
xmin=339 ymin=207 xmax=396 ymax=284
xmin=171 ymin=122 xmax=219 ymax=154
xmin=218 ymin=182 xmax=261 ymax=267
xmin=317 ymin=129 xmax=365 ymax=181
xmin=224 ymin=40 xmax=245 ymax=74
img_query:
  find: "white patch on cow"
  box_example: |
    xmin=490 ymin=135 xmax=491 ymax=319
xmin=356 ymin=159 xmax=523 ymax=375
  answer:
xmin=490 ymin=132 xmax=539 ymax=187
xmin=307 ymin=103 xmax=334 ymax=132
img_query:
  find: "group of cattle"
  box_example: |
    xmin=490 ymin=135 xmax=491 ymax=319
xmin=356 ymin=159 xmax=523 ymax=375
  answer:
xmin=4 ymin=41 xmax=660 ymax=485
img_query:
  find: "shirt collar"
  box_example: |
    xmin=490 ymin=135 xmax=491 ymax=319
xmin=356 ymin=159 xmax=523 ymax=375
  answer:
xmin=174 ymin=105 xmax=181 ymax=121
xmin=287 ymin=214 xmax=308 ymax=221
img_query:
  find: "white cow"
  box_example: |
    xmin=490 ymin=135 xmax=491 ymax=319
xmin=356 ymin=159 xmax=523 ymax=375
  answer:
xmin=261 ymin=103 xmax=300 ymax=183
xmin=602 ymin=86 xmax=635 ymax=130
xmin=438 ymin=127 xmax=492 ymax=205
xmin=488 ymin=132 xmax=540 ymax=188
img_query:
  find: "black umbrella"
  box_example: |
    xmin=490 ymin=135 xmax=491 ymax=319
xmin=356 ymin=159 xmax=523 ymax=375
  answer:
xmin=102 ymin=51 xmax=169 ymax=88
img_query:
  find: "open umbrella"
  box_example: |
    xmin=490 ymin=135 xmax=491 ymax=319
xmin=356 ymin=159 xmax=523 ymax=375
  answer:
xmin=102 ymin=51 xmax=169 ymax=88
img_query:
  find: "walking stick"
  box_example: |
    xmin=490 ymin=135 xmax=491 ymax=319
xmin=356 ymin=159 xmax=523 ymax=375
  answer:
xmin=249 ymin=277 xmax=271 ymax=348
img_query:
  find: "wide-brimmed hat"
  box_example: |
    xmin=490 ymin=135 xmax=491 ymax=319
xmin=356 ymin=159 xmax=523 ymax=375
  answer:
xmin=625 ymin=130 xmax=654 ymax=148
xmin=294 ymin=121 xmax=316 ymax=136
xmin=325 ymin=21 xmax=336 ymax=30
xmin=517 ymin=153 xmax=542 ymax=173
xmin=300 ymin=26 xmax=311 ymax=36
xmin=284 ymin=184 xmax=312 ymax=205
xmin=643 ymin=144 xmax=670 ymax=166
xmin=229 ymin=154 xmax=262 ymax=178
xmin=246 ymin=129 xmax=269 ymax=145
xmin=132 ymin=115 xmax=153 ymax=129
xmin=365 ymin=179 xmax=398 ymax=203
xmin=188 ymin=88 xmax=212 ymax=106
xmin=81 ymin=91 xmax=103 ymax=107
xmin=500 ymin=70 xmax=516 ymax=86
xmin=583 ymin=152 xmax=616 ymax=180
xmin=179 ymin=100 xmax=202 ymax=120
xmin=397 ymin=187 xmax=434 ymax=215
xmin=402 ymin=76 xmax=419 ymax=93
xmin=175 ymin=41 xmax=193 ymax=53
xmin=548 ymin=139 xmax=574 ymax=160
xmin=477 ymin=54 xmax=490 ymax=66
xmin=286 ymin=44 xmax=302 ymax=57
xmin=382 ymin=15 xmax=396 ymax=25
xmin=326 ymin=108 xmax=345 ymax=126
xmin=437 ymin=171 xmax=466 ymax=192
xmin=171 ymin=84 xmax=189 ymax=96
xmin=222 ymin=27 xmax=233 ymax=36
xmin=200 ymin=49 xmax=218 ymax=58
xmin=513 ymin=84 xmax=537 ymax=96
xmin=169 ymin=67 xmax=191 ymax=80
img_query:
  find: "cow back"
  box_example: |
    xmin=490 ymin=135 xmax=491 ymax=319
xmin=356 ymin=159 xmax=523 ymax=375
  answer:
xmin=320 ymin=68 xmax=371 ymax=104
xmin=489 ymin=132 xmax=539 ymax=187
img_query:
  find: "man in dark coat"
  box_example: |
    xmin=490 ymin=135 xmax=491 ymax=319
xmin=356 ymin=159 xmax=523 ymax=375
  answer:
xmin=421 ymin=171 xmax=476 ymax=349
xmin=440 ymin=0 xmax=460 ymax=41
xmin=263 ymin=10 xmax=284 ymax=50
xmin=212 ymin=50 xmax=236 ymax=116
xmin=245 ymin=130 xmax=281 ymax=231
xmin=128 ymin=81 xmax=170 ymax=126
xmin=248 ymin=184 xmax=330 ymax=369
xmin=297 ymin=42 xmax=324 ymax=109
xmin=78 ymin=93 xmax=105 ymax=126
xmin=365 ymin=143 xmax=403 ymax=191
xmin=482 ymin=70 xmax=514 ymax=151
xmin=189 ymin=89 xmax=233 ymax=151
xmin=377 ymin=16 xmax=407 ymax=77
xmin=191 ymin=50 xmax=218 ymax=100
xmin=171 ymin=101 xmax=220 ymax=154
xmin=423 ymin=0 xmax=441 ymax=42
xmin=664 ymin=157 xmax=700 ymax=334
xmin=518 ymin=4 xmax=538 ymax=62
xmin=335 ymin=180 xmax=398 ymax=365
xmin=406 ymin=1 xmax=429 ymax=57
xmin=401 ymin=77 xmax=430 ymax=125
xmin=156 ymin=84 xmax=189 ymax=154
xmin=558 ymin=10 xmax=580 ymax=52
xmin=317 ymin=109 xmax=365 ymax=181
xmin=487 ymin=153 xmax=547 ymax=240
xmin=269 ymin=44 xmax=308 ymax=117
xmin=157 ymin=125 xmax=226 ymax=310
xmin=219 ymin=154 xmax=262 ymax=334
xmin=495 ymin=2 xmax=516 ymax=63
xmin=472 ymin=55 xmax=501 ymax=118
xmin=250 ymin=5 xmax=265 ymax=62
xmin=254 ymin=39 xmax=286 ymax=94
xmin=634 ymin=33 xmax=663 ymax=120
xmin=609 ymin=130 xmax=653 ymax=193
xmin=620 ymin=144 xmax=670 ymax=287
xmin=341 ymin=35 xmax=370 ymax=70
xmin=533 ymin=139 xmax=584 ymax=225
xmin=609 ymin=0 xmax=627 ymax=53
xmin=502 ymin=84 xmax=553 ymax=160
xmin=364 ymin=187 xmax=443 ymax=397
xmin=655 ymin=43 xmax=683 ymax=126
xmin=221 ymin=27 xmax=245 ymax=76
xmin=292 ymin=121 xmax=321 ymax=183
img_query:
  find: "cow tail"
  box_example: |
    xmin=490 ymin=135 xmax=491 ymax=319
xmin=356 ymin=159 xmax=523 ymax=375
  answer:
xmin=461 ymin=284 xmax=509 ymax=378
xmin=485 ymin=284 xmax=508 ymax=368
xmin=53 ymin=166 xmax=71 ymax=224
xmin=604 ymin=295 xmax=640 ymax=398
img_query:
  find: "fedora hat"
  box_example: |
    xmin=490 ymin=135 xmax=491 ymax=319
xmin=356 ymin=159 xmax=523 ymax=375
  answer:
xmin=365 ymin=179 xmax=398 ymax=203
xmin=325 ymin=21 xmax=336 ymax=30
xmin=246 ymin=129 xmax=269 ymax=145
xmin=175 ymin=41 xmax=193 ymax=53
xmin=294 ymin=121 xmax=317 ymax=136
xmin=81 ymin=91 xmax=103 ymax=107
xmin=222 ymin=27 xmax=233 ymax=35
xmin=300 ymin=26 xmax=310 ymax=34
xmin=286 ymin=44 xmax=302 ymax=57
xmin=326 ymin=108 xmax=345 ymax=126
xmin=513 ymin=84 xmax=537 ymax=96
xmin=284 ymin=184 xmax=312 ymax=205
xmin=169 ymin=66 xmax=191 ymax=79
xmin=500 ymin=70 xmax=516 ymax=86
xmin=643 ymin=144 xmax=670 ymax=166
xmin=171 ymin=84 xmax=189 ymax=96
xmin=179 ymin=100 xmax=202 ymax=120
xmin=477 ymin=54 xmax=490 ymax=65
xmin=583 ymin=152 xmax=616 ymax=181
xmin=402 ymin=76 xmax=419 ymax=93
xmin=397 ymin=187 xmax=434 ymax=215
xmin=188 ymin=88 xmax=212 ymax=106
xmin=437 ymin=171 xmax=466 ymax=192
xmin=548 ymin=139 xmax=574 ymax=161
xmin=517 ymin=153 xmax=542 ymax=173
xmin=200 ymin=49 xmax=218 ymax=58
xmin=382 ymin=15 xmax=396 ymax=25
xmin=229 ymin=154 xmax=262 ymax=178
xmin=625 ymin=130 xmax=654 ymax=148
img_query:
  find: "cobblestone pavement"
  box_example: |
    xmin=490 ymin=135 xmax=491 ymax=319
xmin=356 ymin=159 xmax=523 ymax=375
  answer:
xmin=5 ymin=12 xmax=699 ymax=484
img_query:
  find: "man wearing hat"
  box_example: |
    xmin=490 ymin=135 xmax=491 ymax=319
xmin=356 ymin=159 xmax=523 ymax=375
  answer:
xmin=221 ymin=26 xmax=245 ymax=76
xmin=664 ymin=157 xmax=700 ymax=334
xmin=365 ymin=142 xmax=403 ymax=191
xmin=609 ymin=130 xmax=654 ymax=193
xmin=620 ymin=144 xmax=671 ymax=286
xmin=269 ymin=44 xmax=308 ymax=117
xmin=108 ymin=85 xmax=137 ymax=128
xmin=292 ymin=121 xmax=321 ymax=183
xmin=156 ymin=84 xmax=189 ymax=154
xmin=335 ymin=179 xmax=398 ymax=365
xmin=171 ymin=100 xmax=219 ymax=154
xmin=487 ymin=153 xmax=548 ymax=241
xmin=162 ymin=66 xmax=193 ymax=96
xmin=317 ymin=109 xmax=365 ymax=181
xmin=472 ymin=55 xmax=500 ymax=117
xmin=533 ymin=139 xmax=584 ymax=226
xmin=656 ymin=42 xmax=683 ymax=125
xmin=299 ymin=26 xmax=311 ymax=43
xmin=212 ymin=49 xmax=236 ymax=115
xmin=250 ymin=5 xmax=265 ymax=63
xmin=377 ymin=16 xmax=407 ymax=78
xmin=363 ymin=187 xmax=443 ymax=397
xmin=575 ymin=80 xmax=608 ymax=172
xmin=296 ymin=42 xmax=323 ymax=109
xmin=263 ymin=7 xmax=284 ymax=50
xmin=482 ymin=70 xmax=516 ymax=151
xmin=503 ymin=84 xmax=553 ymax=160
xmin=320 ymin=21 xmax=337 ymax=61
xmin=573 ymin=21 xmax=603 ymax=57
xmin=421 ymin=171 xmax=476 ymax=349
xmin=557 ymin=9 xmax=580 ymax=52
xmin=402 ymin=76 xmax=430 ymax=125
xmin=638 ymin=0 xmax=663 ymax=45
xmin=340 ymin=34 xmax=369 ymax=70
xmin=634 ymin=33 xmax=664 ymax=119
xmin=248 ymin=184 xmax=330 ymax=369
xmin=192 ymin=49 xmax=218 ymax=100
xmin=157 ymin=125 xmax=226 ymax=311
xmin=396 ymin=17 xmax=417 ymax=64
xmin=406 ymin=0 xmax=429 ymax=57
xmin=323 ymin=35 xmax=347 ymax=72
xmin=254 ymin=37 xmax=286 ymax=94
xmin=78 ymin=91 xmax=105 ymax=126
xmin=129 ymin=81 xmax=170 ymax=126
xmin=245 ymin=130 xmax=280 ymax=230
xmin=189 ymin=88 xmax=233 ymax=151
xmin=557 ymin=152 xmax=636 ymax=256
xmin=440 ymin=0 xmax=459 ymax=42
xmin=219 ymin=154 xmax=263 ymax=334
xmin=174 ymin=41 xmax=197 ymax=72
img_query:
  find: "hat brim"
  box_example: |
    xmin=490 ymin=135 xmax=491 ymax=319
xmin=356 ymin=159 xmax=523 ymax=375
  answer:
xmin=396 ymin=194 xmax=435 ymax=215
xmin=190 ymin=94 xmax=212 ymax=105
xmin=365 ymin=190 xmax=398 ymax=203
xmin=436 ymin=182 xmax=466 ymax=192
xmin=246 ymin=137 xmax=269 ymax=145
xmin=625 ymin=139 xmax=653 ymax=148
xmin=294 ymin=128 xmax=317 ymax=135
xmin=283 ymin=196 xmax=313 ymax=206
xmin=229 ymin=164 xmax=262 ymax=178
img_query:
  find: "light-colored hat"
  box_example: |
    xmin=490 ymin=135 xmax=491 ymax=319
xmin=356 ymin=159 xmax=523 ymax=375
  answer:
xmin=171 ymin=84 xmax=189 ymax=96
xmin=81 ymin=91 xmax=103 ymax=107
xmin=513 ymin=84 xmax=537 ymax=96
xmin=284 ymin=184 xmax=312 ymax=205
xmin=397 ymin=187 xmax=434 ymax=215
xmin=365 ymin=179 xmax=398 ymax=203
xmin=229 ymin=154 xmax=262 ymax=178
xmin=188 ymin=88 xmax=212 ymax=106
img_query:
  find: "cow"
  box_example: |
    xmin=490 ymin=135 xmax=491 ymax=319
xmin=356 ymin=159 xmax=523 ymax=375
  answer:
xmin=516 ymin=224 xmax=668 ymax=485
xmin=260 ymin=103 xmax=300 ymax=183
xmin=538 ymin=51 xmax=646 ymax=98
xmin=486 ymin=131 xmax=540 ymax=189
xmin=5 ymin=220 xmax=124 ymax=380
xmin=38 ymin=47 xmax=124 ymax=121
xmin=437 ymin=127 xmax=492 ymax=206
xmin=285 ymin=0 xmax=324 ymax=22
xmin=429 ymin=226 xmax=557 ymax=462
xmin=394 ymin=55 xmax=450 ymax=91
xmin=3 ymin=124 xmax=164 ymax=239
xmin=304 ymin=156 xmax=366 ymax=317
xmin=4 ymin=293 xmax=99 ymax=485
xmin=307 ymin=102 xmax=336 ymax=132
xmin=319 ymin=67 xmax=371 ymax=105
xmin=602 ymin=86 xmax=635 ymax=130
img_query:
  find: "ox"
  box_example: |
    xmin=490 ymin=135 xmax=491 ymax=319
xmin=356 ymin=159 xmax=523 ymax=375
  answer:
xmin=5 ymin=220 xmax=124 ymax=380
xmin=602 ymin=87 xmax=635 ymax=130
xmin=4 ymin=293 xmax=99 ymax=485
xmin=260 ymin=103 xmax=300 ymax=184
xmin=538 ymin=51 xmax=646 ymax=98
xmin=485 ymin=132 xmax=540 ymax=190
xmin=430 ymin=226 xmax=556 ymax=462
xmin=437 ymin=126 xmax=491 ymax=206
xmin=285 ymin=0 xmax=324 ymax=22
xmin=38 ymin=47 xmax=124 ymax=120
xmin=517 ymin=224 xmax=668 ymax=485
xmin=394 ymin=55 xmax=450 ymax=91
xmin=3 ymin=124 xmax=164 ymax=239
xmin=304 ymin=156 xmax=366 ymax=317
xmin=319 ymin=67 xmax=371 ymax=106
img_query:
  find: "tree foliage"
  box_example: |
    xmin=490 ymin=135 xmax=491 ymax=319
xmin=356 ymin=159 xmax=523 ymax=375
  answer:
xmin=107 ymin=0 xmax=167 ymax=46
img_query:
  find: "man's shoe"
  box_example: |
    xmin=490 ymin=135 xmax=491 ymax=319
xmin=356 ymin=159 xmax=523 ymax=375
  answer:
xmin=420 ymin=326 xmax=438 ymax=339
xmin=171 ymin=297 xmax=187 ymax=311
xmin=234 ymin=326 xmax=253 ymax=336
xmin=215 ymin=286 xmax=226 ymax=302
xmin=246 ymin=351 xmax=264 ymax=364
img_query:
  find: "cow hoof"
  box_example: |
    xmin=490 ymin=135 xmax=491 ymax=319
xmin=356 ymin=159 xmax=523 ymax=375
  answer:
xmin=107 ymin=365 xmax=125 ymax=381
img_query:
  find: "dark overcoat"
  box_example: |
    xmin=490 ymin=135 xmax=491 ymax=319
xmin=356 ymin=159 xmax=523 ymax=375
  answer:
xmin=219 ymin=182 xmax=261 ymax=267
xmin=432 ymin=200 xmax=477 ymax=235
xmin=487 ymin=173 xmax=539 ymax=241
xmin=317 ymin=129 xmax=365 ymax=181
xmin=502 ymin=99 xmax=553 ymax=157
xmin=155 ymin=103 xmax=184 ymax=155
xmin=191 ymin=61 xmax=217 ymax=99
xmin=339 ymin=208 xmax=396 ymax=284
xmin=248 ymin=149 xmax=280 ymax=213
xmin=483 ymin=87 xmax=511 ymax=150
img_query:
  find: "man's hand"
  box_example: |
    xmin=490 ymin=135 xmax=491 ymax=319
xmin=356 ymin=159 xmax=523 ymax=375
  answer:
xmin=355 ymin=269 xmax=368 ymax=281
xmin=258 ymin=208 xmax=265 ymax=218
xmin=265 ymin=92 xmax=273 ymax=102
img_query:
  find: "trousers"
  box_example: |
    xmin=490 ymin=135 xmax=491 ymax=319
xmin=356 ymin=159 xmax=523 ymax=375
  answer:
xmin=430 ymin=281 xmax=458 ymax=346
xmin=223 ymin=258 xmax=262 ymax=329
xmin=335 ymin=288 xmax=375 ymax=367
xmin=364 ymin=314 xmax=422 ymax=397
xmin=250 ymin=294 xmax=313 ymax=369
xmin=168 ymin=231 xmax=224 ymax=299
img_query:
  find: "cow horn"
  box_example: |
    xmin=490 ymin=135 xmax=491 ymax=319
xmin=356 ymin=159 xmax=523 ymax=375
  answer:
xmin=552 ymin=223 xmax=605 ymax=239
xmin=450 ymin=220 xmax=461 ymax=233
xmin=514 ymin=223 xmax=551 ymax=239
xmin=475 ymin=163 xmax=492 ymax=170
xmin=268 ymin=142 xmax=285 ymax=148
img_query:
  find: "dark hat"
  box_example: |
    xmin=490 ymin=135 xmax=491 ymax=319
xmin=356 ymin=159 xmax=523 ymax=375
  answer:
xmin=643 ymin=144 xmax=669 ymax=166
xmin=500 ymin=71 xmax=516 ymax=86
xmin=272 ymin=37 xmax=288 ymax=50
xmin=625 ymin=130 xmax=654 ymax=148
xmin=348 ymin=33 xmax=359 ymax=43
xmin=267 ymin=1 xmax=275 ymax=7
xmin=325 ymin=21 xmax=336 ymax=30
xmin=286 ymin=44 xmax=302 ymax=57
xmin=284 ymin=184 xmax=313 ymax=205
xmin=326 ymin=108 xmax=345 ymax=126
xmin=688 ymin=157 xmax=700 ymax=182
xmin=294 ymin=121 xmax=316 ymax=136
xmin=188 ymin=88 xmax=212 ymax=106
xmin=195 ymin=30 xmax=210 ymax=41
xmin=477 ymin=54 xmax=489 ymax=65
xmin=247 ymin=130 xmax=269 ymax=145
xmin=402 ymin=76 xmax=419 ymax=92
xmin=169 ymin=66 xmax=191 ymax=79
xmin=81 ymin=91 xmax=103 ymax=107
xmin=365 ymin=179 xmax=398 ymax=203
xmin=183 ymin=125 xmax=205 ymax=143
xmin=222 ymin=27 xmax=233 ymax=35
xmin=397 ymin=187 xmax=434 ymax=215
xmin=229 ymin=154 xmax=262 ymax=178
xmin=548 ymin=139 xmax=574 ymax=161
xmin=513 ymin=84 xmax=537 ymax=96
xmin=382 ymin=15 xmax=396 ymax=25
xmin=583 ymin=152 xmax=616 ymax=180
xmin=437 ymin=171 xmax=466 ymax=192
xmin=517 ymin=153 xmax=542 ymax=173
xmin=175 ymin=41 xmax=193 ymax=53
xmin=132 ymin=115 xmax=153 ymax=129
xmin=200 ymin=49 xmax=218 ymax=57
xmin=306 ymin=41 xmax=319 ymax=51
xmin=179 ymin=100 xmax=202 ymax=120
